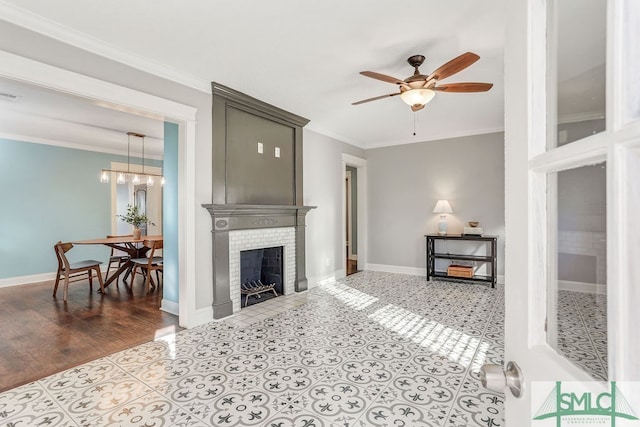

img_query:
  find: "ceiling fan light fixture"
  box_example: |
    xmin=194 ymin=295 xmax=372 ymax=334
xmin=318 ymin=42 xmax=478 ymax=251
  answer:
xmin=400 ymin=88 xmax=435 ymax=107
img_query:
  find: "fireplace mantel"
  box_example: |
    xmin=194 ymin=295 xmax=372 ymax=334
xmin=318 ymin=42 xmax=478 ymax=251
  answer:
xmin=203 ymin=203 xmax=315 ymax=319
xmin=202 ymin=204 xmax=315 ymax=232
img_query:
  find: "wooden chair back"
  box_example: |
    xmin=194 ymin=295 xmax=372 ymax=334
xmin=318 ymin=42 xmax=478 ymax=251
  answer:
xmin=143 ymin=239 xmax=164 ymax=254
xmin=130 ymin=239 xmax=163 ymax=293
xmin=54 ymin=241 xmax=74 ymax=272
xmin=53 ymin=241 xmax=104 ymax=301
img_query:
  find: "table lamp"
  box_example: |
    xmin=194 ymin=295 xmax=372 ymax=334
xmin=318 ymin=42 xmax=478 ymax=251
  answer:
xmin=433 ymin=199 xmax=453 ymax=235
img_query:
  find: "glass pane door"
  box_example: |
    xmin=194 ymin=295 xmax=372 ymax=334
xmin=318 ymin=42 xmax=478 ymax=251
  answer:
xmin=546 ymin=163 xmax=608 ymax=380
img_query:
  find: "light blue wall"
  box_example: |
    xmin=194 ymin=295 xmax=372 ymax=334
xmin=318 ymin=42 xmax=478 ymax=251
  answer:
xmin=162 ymin=122 xmax=179 ymax=304
xmin=0 ymin=137 xmax=161 ymax=280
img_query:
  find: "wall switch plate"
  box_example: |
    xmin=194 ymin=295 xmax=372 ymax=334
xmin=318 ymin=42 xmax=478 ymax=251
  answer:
xmin=275 ymin=147 xmax=280 ymax=158
xmin=257 ymin=142 xmax=263 ymax=154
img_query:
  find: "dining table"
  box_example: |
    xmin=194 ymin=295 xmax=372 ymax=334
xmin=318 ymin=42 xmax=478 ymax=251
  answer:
xmin=72 ymin=235 xmax=163 ymax=289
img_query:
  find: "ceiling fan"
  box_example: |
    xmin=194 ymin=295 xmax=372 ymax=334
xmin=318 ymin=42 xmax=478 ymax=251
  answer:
xmin=353 ymin=52 xmax=493 ymax=112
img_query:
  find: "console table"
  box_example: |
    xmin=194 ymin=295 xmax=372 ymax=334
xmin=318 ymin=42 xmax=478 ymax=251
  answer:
xmin=426 ymin=234 xmax=498 ymax=288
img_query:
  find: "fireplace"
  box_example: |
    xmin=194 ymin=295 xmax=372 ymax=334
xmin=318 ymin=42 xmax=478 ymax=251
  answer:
xmin=240 ymin=246 xmax=283 ymax=307
xmin=203 ymin=82 xmax=315 ymax=319
xmin=228 ymin=226 xmax=296 ymax=313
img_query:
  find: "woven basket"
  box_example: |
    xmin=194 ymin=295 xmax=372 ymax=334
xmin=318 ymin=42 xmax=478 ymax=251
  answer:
xmin=447 ymin=265 xmax=474 ymax=278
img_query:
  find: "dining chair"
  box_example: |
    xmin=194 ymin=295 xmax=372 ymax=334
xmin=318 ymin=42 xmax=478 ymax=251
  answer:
xmin=104 ymin=234 xmax=133 ymax=285
xmin=53 ymin=241 xmax=105 ymax=302
xmin=130 ymin=239 xmax=163 ymax=294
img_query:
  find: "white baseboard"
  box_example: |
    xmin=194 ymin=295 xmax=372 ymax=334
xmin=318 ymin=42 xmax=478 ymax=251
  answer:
xmin=365 ymin=263 xmax=426 ymax=276
xmin=307 ymin=273 xmax=337 ymax=288
xmin=0 ymin=265 xmax=112 ymax=288
xmin=160 ymin=299 xmax=179 ymax=316
xmin=559 ymin=280 xmax=606 ymax=294
xmin=364 ymin=264 xmax=505 ymax=285
xmin=307 ymin=269 xmax=348 ymax=288
xmin=0 ymin=272 xmax=56 ymax=288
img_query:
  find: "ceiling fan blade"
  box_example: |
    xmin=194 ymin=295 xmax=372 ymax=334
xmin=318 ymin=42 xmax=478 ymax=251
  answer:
xmin=411 ymin=104 xmax=425 ymax=112
xmin=352 ymin=92 xmax=400 ymax=105
xmin=427 ymin=52 xmax=480 ymax=82
xmin=360 ymin=71 xmax=406 ymax=85
xmin=433 ymin=82 xmax=493 ymax=92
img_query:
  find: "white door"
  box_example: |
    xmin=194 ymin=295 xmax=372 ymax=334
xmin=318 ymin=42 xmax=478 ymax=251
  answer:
xmin=501 ymin=0 xmax=640 ymax=424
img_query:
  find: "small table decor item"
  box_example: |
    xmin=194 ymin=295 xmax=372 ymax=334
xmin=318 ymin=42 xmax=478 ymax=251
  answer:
xmin=117 ymin=204 xmax=155 ymax=240
xmin=464 ymin=221 xmax=483 ymax=235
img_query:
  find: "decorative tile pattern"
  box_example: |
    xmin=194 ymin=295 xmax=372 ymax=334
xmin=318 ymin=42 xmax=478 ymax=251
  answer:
xmin=554 ymin=289 xmax=608 ymax=380
xmin=0 ymin=271 xmax=515 ymax=426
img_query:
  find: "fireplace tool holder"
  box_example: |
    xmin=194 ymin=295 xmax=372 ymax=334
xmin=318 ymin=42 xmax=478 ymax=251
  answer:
xmin=241 ymin=280 xmax=278 ymax=307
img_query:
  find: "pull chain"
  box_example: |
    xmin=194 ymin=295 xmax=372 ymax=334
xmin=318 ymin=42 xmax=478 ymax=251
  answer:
xmin=413 ymin=111 xmax=418 ymax=136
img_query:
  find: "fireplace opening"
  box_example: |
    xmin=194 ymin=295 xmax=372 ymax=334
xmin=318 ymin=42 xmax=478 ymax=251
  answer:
xmin=240 ymin=246 xmax=283 ymax=307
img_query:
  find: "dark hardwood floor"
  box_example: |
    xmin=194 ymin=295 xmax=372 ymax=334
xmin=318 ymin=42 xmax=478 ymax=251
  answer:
xmin=0 ymin=276 xmax=181 ymax=393
xmin=347 ymin=259 xmax=359 ymax=276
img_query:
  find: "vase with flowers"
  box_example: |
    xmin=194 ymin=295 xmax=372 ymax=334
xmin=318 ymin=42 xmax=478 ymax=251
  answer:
xmin=117 ymin=204 xmax=155 ymax=240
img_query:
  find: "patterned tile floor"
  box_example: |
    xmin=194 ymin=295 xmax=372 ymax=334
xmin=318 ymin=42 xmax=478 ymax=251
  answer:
xmin=555 ymin=290 xmax=608 ymax=381
xmin=0 ymin=272 xmax=506 ymax=426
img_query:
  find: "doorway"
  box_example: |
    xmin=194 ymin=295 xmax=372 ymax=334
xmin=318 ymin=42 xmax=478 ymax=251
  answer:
xmin=345 ymin=166 xmax=358 ymax=275
xmin=342 ymin=154 xmax=367 ymax=277
xmin=0 ymin=51 xmax=198 ymax=326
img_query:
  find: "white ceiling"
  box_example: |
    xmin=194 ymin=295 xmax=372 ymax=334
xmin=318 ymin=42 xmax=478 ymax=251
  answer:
xmin=0 ymin=0 xmax=507 ymax=149
xmin=0 ymin=78 xmax=165 ymax=156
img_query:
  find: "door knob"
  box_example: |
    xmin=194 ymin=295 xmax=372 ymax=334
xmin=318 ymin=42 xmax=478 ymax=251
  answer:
xmin=480 ymin=361 xmax=523 ymax=398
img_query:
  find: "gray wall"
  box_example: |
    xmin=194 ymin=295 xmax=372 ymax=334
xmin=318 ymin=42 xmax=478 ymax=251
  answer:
xmin=225 ymin=106 xmax=296 ymax=205
xmin=303 ymin=130 xmax=365 ymax=282
xmin=367 ymin=132 xmax=505 ymax=275
xmin=558 ymin=164 xmax=606 ymax=233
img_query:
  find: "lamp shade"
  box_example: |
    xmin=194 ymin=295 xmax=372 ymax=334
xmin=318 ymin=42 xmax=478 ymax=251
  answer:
xmin=432 ymin=199 xmax=453 ymax=214
xmin=400 ymin=88 xmax=435 ymax=106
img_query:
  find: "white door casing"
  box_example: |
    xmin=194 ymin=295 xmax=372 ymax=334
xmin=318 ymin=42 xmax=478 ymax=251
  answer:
xmin=341 ymin=154 xmax=367 ymax=277
xmin=504 ymin=0 xmax=640 ymax=425
xmin=0 ymin=50 xmax=199 ymax=327
xmin=346 ymin=169 xmax=353 ymax=259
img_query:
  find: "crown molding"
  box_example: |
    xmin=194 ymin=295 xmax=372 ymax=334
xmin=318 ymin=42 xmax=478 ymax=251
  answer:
xmin=0 ymin=1 xmax=211 ymax=94
xmin=0 ymin=109 xmax=164 ymax=158
xmin=0 ymin=131 xmax=164 ymax=160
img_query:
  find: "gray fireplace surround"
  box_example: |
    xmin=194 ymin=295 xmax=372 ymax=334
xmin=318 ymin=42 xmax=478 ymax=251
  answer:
xmin=203 ymin=82 xmax=315 ymax=319
xmin=202 ymin=204 xmax=314 ymax=318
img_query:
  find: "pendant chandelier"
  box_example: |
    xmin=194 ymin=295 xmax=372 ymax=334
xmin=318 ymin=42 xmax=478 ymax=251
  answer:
xmin=100 ymin=132 xmax=164 ymax=186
